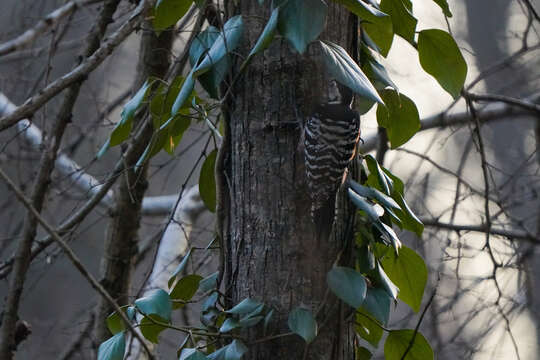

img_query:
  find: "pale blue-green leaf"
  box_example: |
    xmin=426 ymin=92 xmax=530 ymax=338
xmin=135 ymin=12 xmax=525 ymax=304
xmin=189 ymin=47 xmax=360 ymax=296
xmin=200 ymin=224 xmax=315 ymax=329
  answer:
xmin=226 ymin=298 xmax=262 ymax=315
xmin=199 ymin=271 xmax=219 ymax=292
xmin=327 ymin=266 xmax=367 ymax=309
xmin=189 ymin=26 xmax=220 ymax=67
xmin=319 ymin=41 xmax=383 ymax=104
xmin=348 ymin=189 xmax=381 ymax=222
xmin=179 ymin=348 xmax=209 ymax=360
xmin=288 ymin=307 xmax=318 ymax=344
xmin=98 ymin=332 xmax=126 ymax=360
xmin=194 ymin=16 xmax=244 ymax=76
xmin=278 ymin=0 xmax=327 ymax=54
xmin=225 ymin=340 xmax=248 ymax=360
xmin=239 ymin=315 xmax=264 ymax=328
xmin=348 ymin=179 xmax=400 ymax=210
xmin=171 ymin=70 xmax=195 ymax=116
xmin=134 ymin=289 xmax=172 ymax=321
xmin=376 ymin=261 xmax=399 ymax=300
xmin=384 ymin=330 xmax=433 ymax=360
xmin=168 ymin=248 xmax=193 ymax=288
xmin=219 ymin=318 xmax=240 ymax=333
xmin=418 ymin=29 xmax=467 ymax=99
xmin=360 ymin=287 xmax=391 ymax=325
xmin=247 ymin=7 xmax=279 ymax=60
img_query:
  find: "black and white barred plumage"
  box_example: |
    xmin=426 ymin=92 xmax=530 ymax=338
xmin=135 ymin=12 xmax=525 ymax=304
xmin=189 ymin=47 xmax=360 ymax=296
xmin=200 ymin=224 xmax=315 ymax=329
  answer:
xmin=304 ymin=103 xmax=360 ymax=227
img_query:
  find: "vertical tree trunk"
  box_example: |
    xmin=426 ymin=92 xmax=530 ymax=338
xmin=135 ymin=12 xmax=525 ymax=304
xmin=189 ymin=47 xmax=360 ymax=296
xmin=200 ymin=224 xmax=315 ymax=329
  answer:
xmin=93 ymin=21 xmax=173 ymax=343
xmin=224 ymin=3 xmax=356 ymax=358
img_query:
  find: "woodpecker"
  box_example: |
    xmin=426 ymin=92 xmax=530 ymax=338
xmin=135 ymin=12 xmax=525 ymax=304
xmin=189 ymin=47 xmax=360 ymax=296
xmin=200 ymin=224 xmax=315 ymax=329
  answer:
xmin=304 ymin=82 xmax=360 ymax=235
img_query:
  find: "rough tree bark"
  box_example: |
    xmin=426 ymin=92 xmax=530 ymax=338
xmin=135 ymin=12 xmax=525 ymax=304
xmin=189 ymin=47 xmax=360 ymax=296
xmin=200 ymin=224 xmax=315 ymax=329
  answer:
xmin=223 ymin=2 xmax=356 ymax=359
xmin=93 ymin=19 xmax=173 ymax=343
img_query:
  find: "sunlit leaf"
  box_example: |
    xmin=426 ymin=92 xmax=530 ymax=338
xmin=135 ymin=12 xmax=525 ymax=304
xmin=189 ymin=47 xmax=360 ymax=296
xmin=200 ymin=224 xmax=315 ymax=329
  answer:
xmin=379 ymin=245 xmax=427 ymax=312
xmin=418 ymin=29 xmax=467 ymax=99
xmin=376 ymin=89 xmax=420 ymax=148
xmin=385 ymin=330 xmax=433 ymax=360
xmin=380 ymin=0 xmax=417 ymax=44
xmin=153 ymin=0 xmax=193 ymax=31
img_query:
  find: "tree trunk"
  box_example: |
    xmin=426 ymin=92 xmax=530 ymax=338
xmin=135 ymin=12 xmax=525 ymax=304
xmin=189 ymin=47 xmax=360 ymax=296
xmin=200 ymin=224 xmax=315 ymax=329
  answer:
xmin=223 ymin=2 xmax=356 ymax=359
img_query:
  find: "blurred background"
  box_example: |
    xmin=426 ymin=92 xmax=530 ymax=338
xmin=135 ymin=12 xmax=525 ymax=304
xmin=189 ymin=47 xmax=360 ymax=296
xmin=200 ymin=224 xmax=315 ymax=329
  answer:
xmin=0 ymin=0 xmax=539 ymax=359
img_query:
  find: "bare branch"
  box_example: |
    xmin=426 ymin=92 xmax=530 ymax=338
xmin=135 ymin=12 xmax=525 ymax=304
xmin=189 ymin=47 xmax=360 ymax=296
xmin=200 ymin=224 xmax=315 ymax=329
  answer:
xmin=0 ymin=0 xmax=149 ymax=132
xmin=0 ymin=166 xmax=154 ymax=359
xmin=421 ymin=218 xmax=539 ymax=244
xmin=0 ymin=0 xmax=103 ymax=57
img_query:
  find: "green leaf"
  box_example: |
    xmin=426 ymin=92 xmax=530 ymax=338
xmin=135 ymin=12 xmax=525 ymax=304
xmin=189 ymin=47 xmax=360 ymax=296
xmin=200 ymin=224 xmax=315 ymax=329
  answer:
xmin=327 ymin=266 xmax=367 ymax=309
xmin=170 ymin=274 xmax=203 ymax=309
xmin=374 ymin=221 xmax=402 ymax=252
xmin=356 ymin=310 xmax=383 ymax=347
xmin=418 ymin=29 xmax=467 ymax=99
xmin=384 ymin=330 xmax=433 ymax=360
xmin=246 ymin=7 xmax=279 ymax=61
xmin=140 ymin=314 xmax=167 ymax=344
xmin=380 ymin=0 xmax=417 ymax=44
xmin=226 ymin=298 xmax=262 ymax=315
xmin=106 ymin=306 xmax=130 ymax=335
xmin=362 ymin=51 xmax=398 ymax=91
xmin=278 ymin=0 xmax=327 ymax=54
xmin=394 ymin=193 xmax=424 ymax=236
xmin=194 ymin=16 xmax=244 ymax=76
xmin=360 ymin=287 xmax=391 ymax=325
xmin=379 ymin=245 xmax=427 ymax=312
xmin=179 ymin=348 xmax=209 ymax=360
xmin=364 ymin=155 xmax=393 ymax=195
xmin=169 ymin=248 xmax=192 ymax=288
xmin=356 ymin=346 xmax=373 ymax=360
xmin=134 ymin=289 xmax=172 ymax=321
xmin=98 ymin=332 xmax=126 ymax=360
xmin=199 ymin=271 xmax=219 ymax=292
xmin=376 ymin=89 xmax=420 ymax=148
xmin=288 ymin=307 xmax=318 ymax=344
xmin=225 ymin=340 xmax=248 ymax=360
xmin=432 ymin=0 xmax=452 ymax=17
xmin=363 ymin=14 xmax=394 ymax=57
xmin=319 ymin=41 xmax=383 ymax=104
xmin=153 ymin=0 xmax=192 ymax=31
xmin=334 ymin=0 xmax=388 ymax=23
xmin=199 ymin=149 xmax=217 ymax=212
